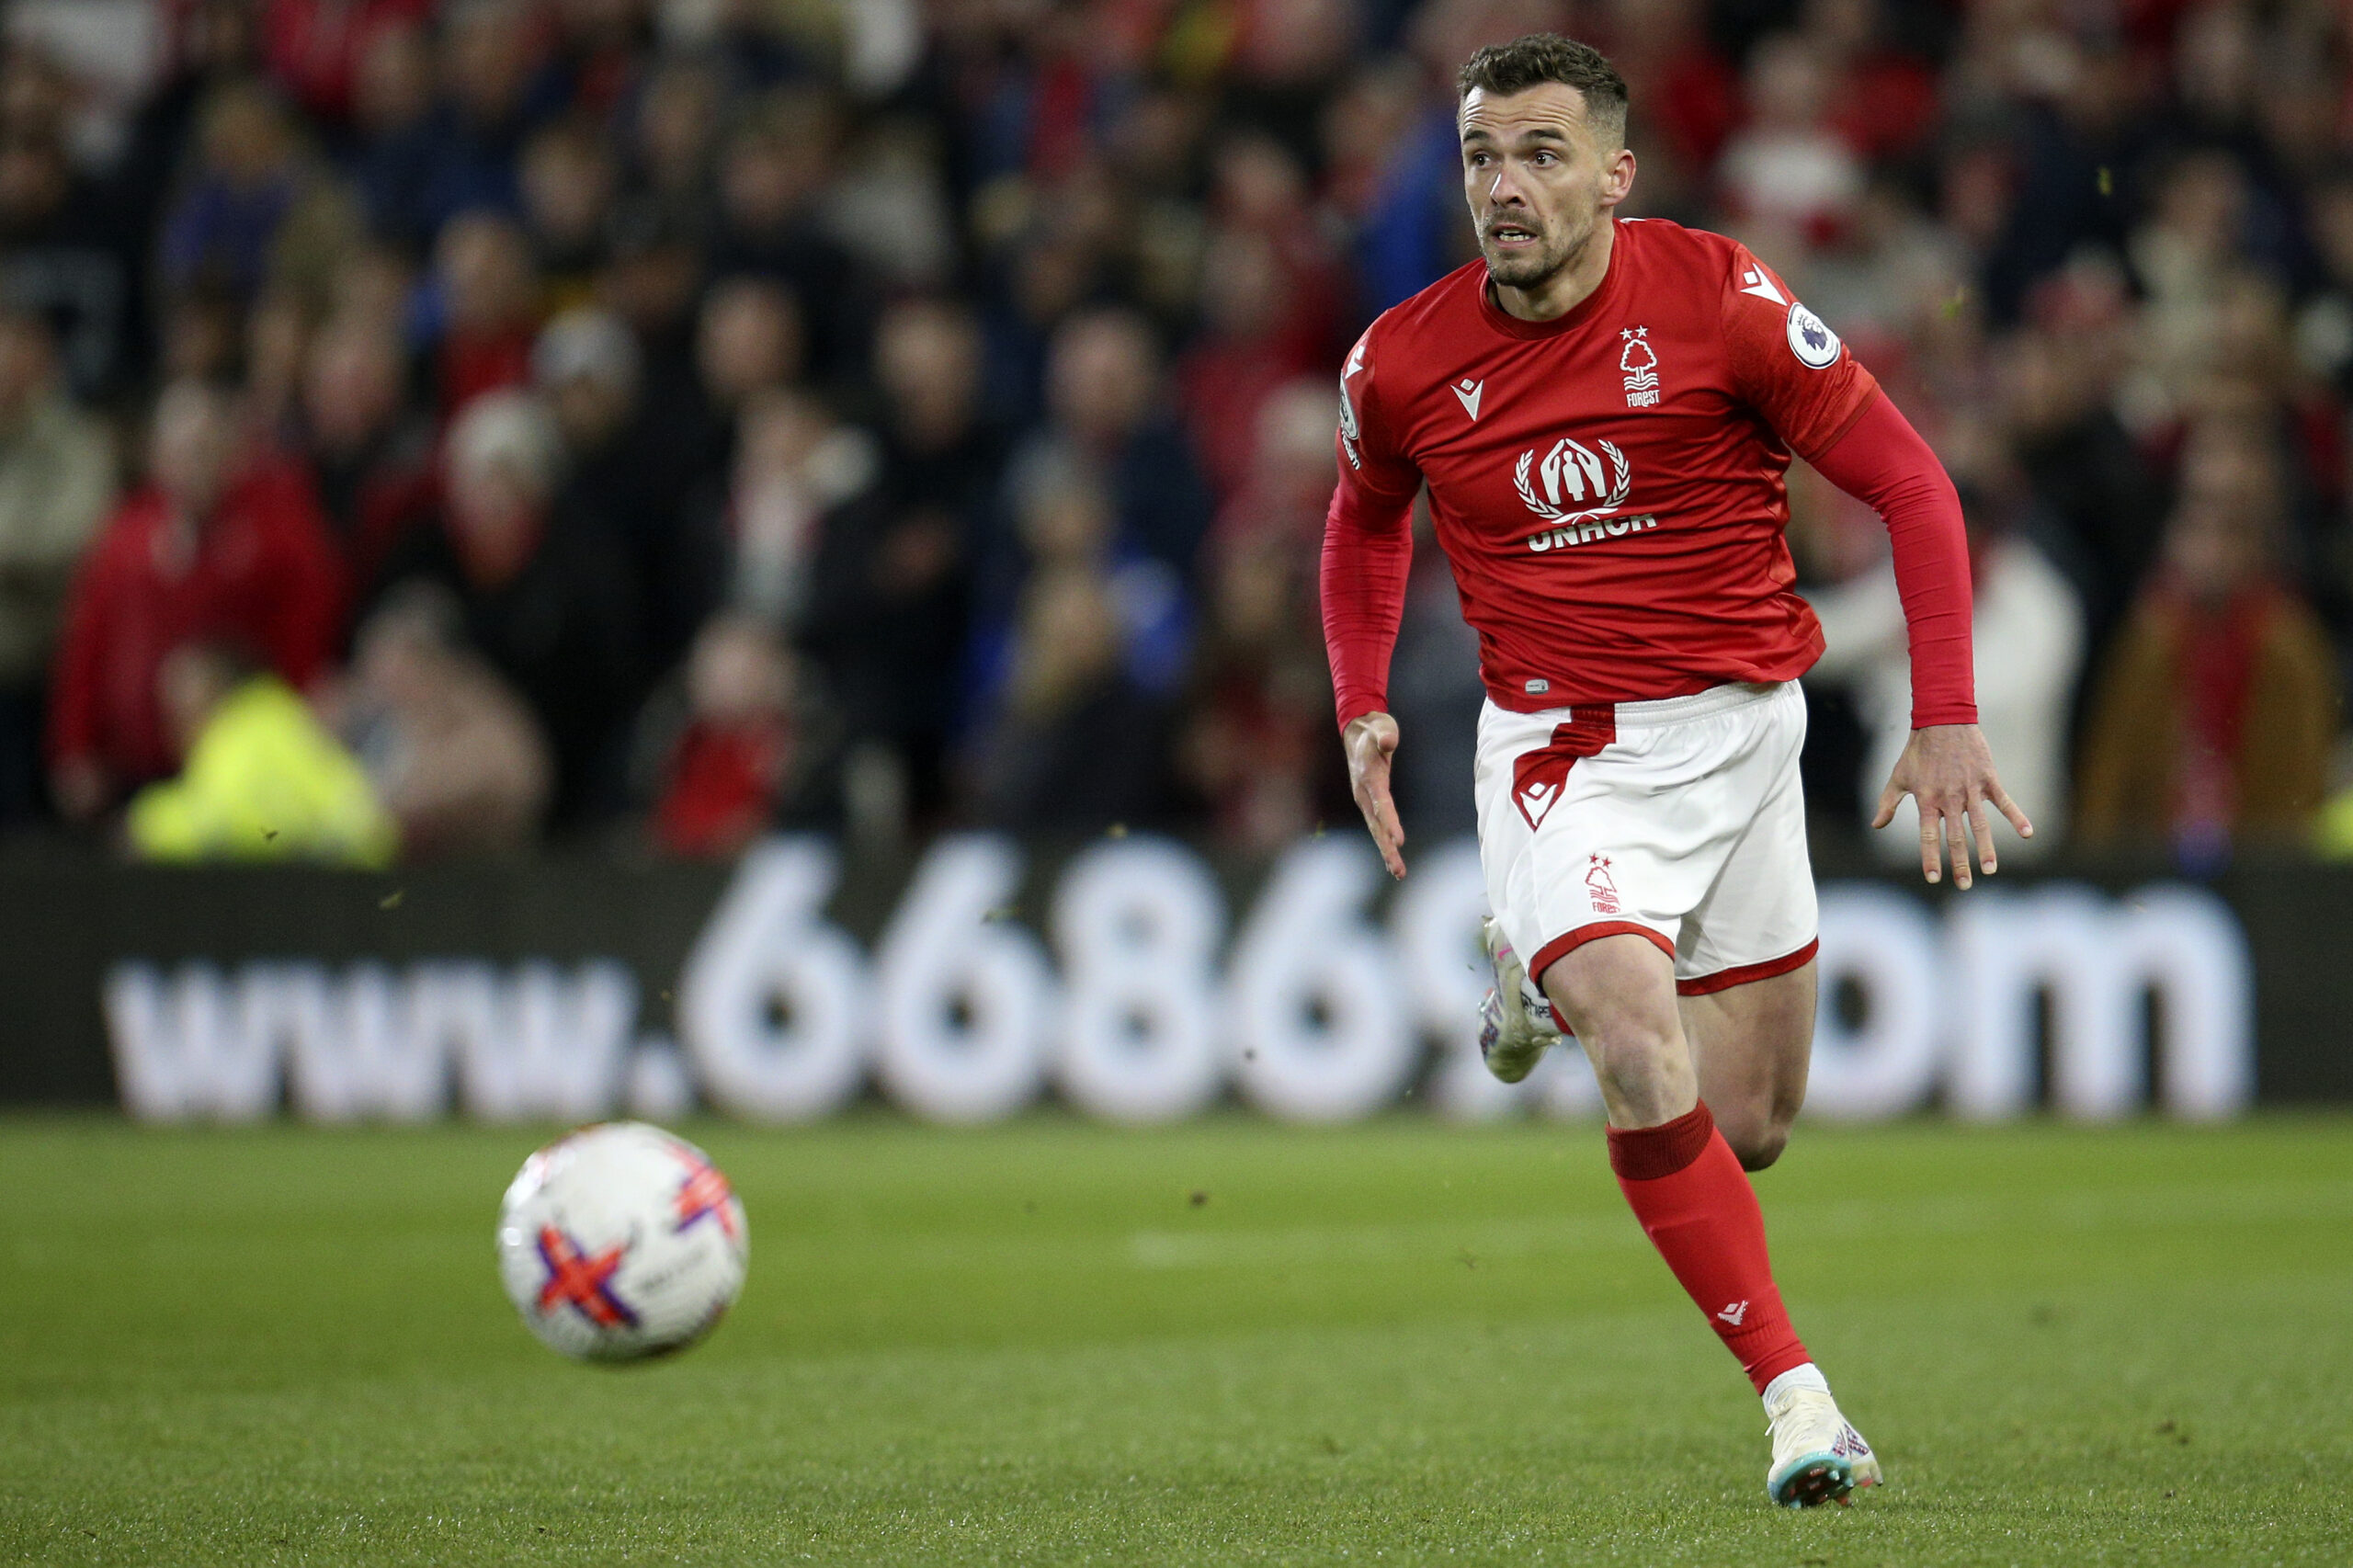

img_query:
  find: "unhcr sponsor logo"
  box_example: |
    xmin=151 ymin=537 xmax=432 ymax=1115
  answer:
xmin=1527 ymin=514 xmax=1659 ymax=551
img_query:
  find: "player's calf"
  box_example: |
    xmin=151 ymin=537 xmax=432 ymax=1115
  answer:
xmin=1681 ymin=962 xmax=1817 ymax=1172
xmin=1710 ymin=1106 xmax=1791 ymax=1172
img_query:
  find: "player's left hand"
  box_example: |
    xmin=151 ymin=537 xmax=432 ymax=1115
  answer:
xmin=1872 ymin=722 xmax=2032 ymax=890
xmin=1343 ymin=711 xmax=1408 ymax=879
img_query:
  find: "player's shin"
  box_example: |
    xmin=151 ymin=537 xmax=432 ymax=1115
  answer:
xmin=1605 ymin=1101 xmax=1810 ymax=1393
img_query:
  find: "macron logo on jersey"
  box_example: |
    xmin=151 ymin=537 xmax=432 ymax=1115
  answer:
xmin=1738 ymin=267 xmax=1787 ymax=304
xmin=1451 ymin=378 xmax=1484 ymax=421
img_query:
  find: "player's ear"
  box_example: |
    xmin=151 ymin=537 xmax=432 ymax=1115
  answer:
xmin=1599 ymin=145 xmax=1636 ymax=209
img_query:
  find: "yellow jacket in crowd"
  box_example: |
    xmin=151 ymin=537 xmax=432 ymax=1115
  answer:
xmin=126 ymin=677 xmax=396 ymax=869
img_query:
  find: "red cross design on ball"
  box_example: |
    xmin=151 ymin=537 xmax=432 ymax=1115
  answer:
xmin=535 ymin=1226 xmax=638 ymax=1327
xmin=671 ymin=1148 xmax=740 ymax=1241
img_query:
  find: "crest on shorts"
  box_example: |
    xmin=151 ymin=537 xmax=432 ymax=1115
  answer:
xmin=1620 ymin=327 xmax=1659 ymax=408
xmin=1586 ymin=855 xmax=1621 ymax=915
xmin=1510 ymin=713 xmax=1618 ymax=830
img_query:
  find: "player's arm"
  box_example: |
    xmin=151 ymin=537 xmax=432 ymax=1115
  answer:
xmin=1323 ymin=333 xmax=1420 ymax=879
xmin=1722 ymin=249 xmax=2029 ymax=888
xmin=1809 ymin=392 xmax=2032 ymax=888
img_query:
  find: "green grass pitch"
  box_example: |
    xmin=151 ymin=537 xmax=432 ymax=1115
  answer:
xmin=3 ymin=1114 xmax=2349 ymax=1565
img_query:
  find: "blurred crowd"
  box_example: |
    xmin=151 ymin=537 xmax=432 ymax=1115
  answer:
xmin=0 ymin=0 xmax=2348 ymax=868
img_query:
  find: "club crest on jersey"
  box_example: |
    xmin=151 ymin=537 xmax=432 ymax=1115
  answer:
xmin=1787 ymin=303 xmax=1841 ymax=369
xmin=1620 ymin=327 xmax=1660 ymax=408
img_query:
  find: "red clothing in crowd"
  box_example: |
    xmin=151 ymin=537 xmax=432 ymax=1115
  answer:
xmin=261 ymin=0 xmax=437 ymax=122
xmin=1321 ymin=220 xmax=1975 ymax=731
xmin=438 ymin=329 xmax=535 ymax=426
xmin=49 ymin=471 xmax=347 ymax=789
xmin=653 ymin=718 xmax=790 ymax=858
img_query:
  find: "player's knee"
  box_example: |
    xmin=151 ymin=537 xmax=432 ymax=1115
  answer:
xmin=1584 ymin=1025 xmax=1684 ymax=1102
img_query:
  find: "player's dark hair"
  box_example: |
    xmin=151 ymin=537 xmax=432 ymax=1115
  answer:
xmin=1457 ymin=35 xmax=1629 ymax=145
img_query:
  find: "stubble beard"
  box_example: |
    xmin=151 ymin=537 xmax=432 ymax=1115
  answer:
xmin=1481 ymin=206 xmax=1594 ymax=293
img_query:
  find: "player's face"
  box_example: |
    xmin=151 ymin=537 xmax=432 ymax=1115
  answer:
xmin=1459 ymin=85 xmax=1631 ymax=292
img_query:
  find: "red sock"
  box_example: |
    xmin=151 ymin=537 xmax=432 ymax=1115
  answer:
xmin=1608 ymin=1102 xmax=1811 ymax=1394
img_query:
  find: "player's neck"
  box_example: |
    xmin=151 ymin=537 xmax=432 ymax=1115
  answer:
xmin=1491 ymin=216 xmax=1616 ymax=324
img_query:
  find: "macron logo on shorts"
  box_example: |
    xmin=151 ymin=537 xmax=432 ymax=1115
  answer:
xmin=1511 ymin=711 xmax=1619 ymax=830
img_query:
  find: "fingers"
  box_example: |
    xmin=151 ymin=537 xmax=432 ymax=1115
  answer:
xmin=1369 ymin=801 xmax=1406 ymax=879
xmin=1870 ymin=778 xmax=1902 ymax=832
xmin=1946 ymin=804 xmax=1973 ymax=890
xmin=1350 ymin=768 xmax=1405 ymax=880
xmin=1917 ymin=796 xmax=1942 ymax=884
xmin=1968 ymin=794 xmax=1997 ymax=879
xmin=1988 ymin=776 xmax=2034 ymax=839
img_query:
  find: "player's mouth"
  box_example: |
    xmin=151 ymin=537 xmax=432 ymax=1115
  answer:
xmin=1484 ymin=221 xmax=1541 ymax=250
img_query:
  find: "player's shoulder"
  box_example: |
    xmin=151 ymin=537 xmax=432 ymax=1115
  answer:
xmin=1356 ymin=260 xmax=1490 ymax=365
xmin=1616 ymin=218 xmax=1752 ymax=297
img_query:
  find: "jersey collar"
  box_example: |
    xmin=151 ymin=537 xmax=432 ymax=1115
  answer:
xmin=1477 ymin=219 xmax=1624 ymax=341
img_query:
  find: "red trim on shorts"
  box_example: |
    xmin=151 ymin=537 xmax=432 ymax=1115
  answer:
xmin=1529 ymin=921 xmax=1678 ymax=981
xmin=1674 ymin=938 xmax=1819 ymax=997
xmin=1527 ymin=922 xmax=1678 ymax=1029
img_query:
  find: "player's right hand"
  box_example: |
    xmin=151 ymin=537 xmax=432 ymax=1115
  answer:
xmin=1343 ymin=711 xmax=1408 ymax=879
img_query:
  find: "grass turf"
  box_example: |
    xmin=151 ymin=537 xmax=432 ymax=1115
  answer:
xmin=1 ymin=1114 xmax=2348 ymax=1565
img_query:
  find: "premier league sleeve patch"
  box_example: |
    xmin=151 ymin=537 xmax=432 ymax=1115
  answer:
xmin=1785 ymin=303 xmax=1841 ymax=369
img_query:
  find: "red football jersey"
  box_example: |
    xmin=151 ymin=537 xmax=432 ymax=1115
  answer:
xmin=1330 ymin=218 xmax=1879 ymax=718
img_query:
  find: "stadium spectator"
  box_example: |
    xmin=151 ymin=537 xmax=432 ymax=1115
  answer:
xmin=347 ymin=17 xmax=445 ymax=251
xmin=2076 ymin=419 xmax=2340 ymax=858
xmin=298 ymin=314 xmax=438 ymax=601
xmin=1995 ymin=296 xmax=2165 ymax=665
xmin=709 ymin=90 xmax=865 ymax=388
xmin=968 ymin=561 xmax=1177 ymax=834
xmin=428 ymin=210 xmax=540 ymax=423
xmin=0 ymin=128 xmax=141 ymax=401
xmin=261 ymin=0 xmax=438 ymax=128
xmin=0 ymin=312 xmax=115 ymax=823
xmin=643 ymin=612 xmax=802 ymax=858
xmin=1714 ymin=31 xmax=1864 ymax=246
xmin=990 ymin=308 xmax=1211 ymax=625
xmin=374 ymin=389 xmax=640 ymax=826
xmin=626 ymin=55 xmax=723 ymax=236
xmin=597 ymin=206 xmax=707 ymax=457
xmin=409 ymin=0 xmax=544 ymax=232
xmin=49 ymin=381 xmax=344 ymax=824
xmin=125 ymin=639 xmax=395 ymax=868
xmin=534 ymin=306 xmax=700 ymax=667
xmin=799 ymin=298 xmax=999 ymax=827
xmin=337 ymin=585 xmax=551 ymax=858
xmin=517 ymin=118 xmax=617 ymax=314
xmin=677 ymin=274 xmax=806 ymax=485
xmin=1178 ymin=227 xmax=1327 ymax=500
xmin=159 ymin=79 xmax=358 ymax=310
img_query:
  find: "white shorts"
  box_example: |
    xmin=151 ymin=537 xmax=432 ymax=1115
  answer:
xmin=1473 ymin=680 xmax=1818 ymax=1013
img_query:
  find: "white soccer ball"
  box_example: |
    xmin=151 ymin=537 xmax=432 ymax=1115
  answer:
xmin=495 ymin=1121 xmax=748 ymax=1362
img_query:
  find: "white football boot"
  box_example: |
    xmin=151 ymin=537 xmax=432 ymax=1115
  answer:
xmin=1764 ymin=1378 xmax=1883 ymax=1508
xmin=1476 ymin=917 xmax=1563 ymax=1084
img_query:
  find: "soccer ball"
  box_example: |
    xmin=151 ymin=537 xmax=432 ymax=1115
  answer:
xmin=495 ymin=1121 xmax=748 ymax=1362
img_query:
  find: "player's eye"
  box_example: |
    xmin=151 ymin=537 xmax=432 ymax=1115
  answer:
xmin=1531 ymin=152 xmax=1557 ymax=166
